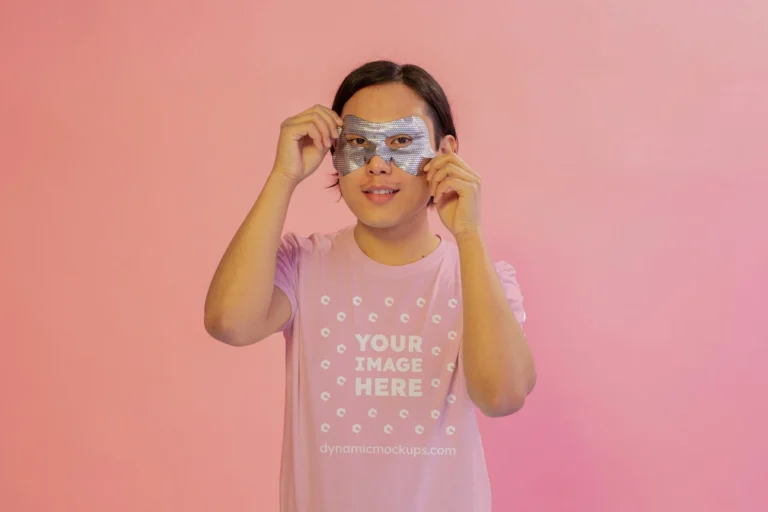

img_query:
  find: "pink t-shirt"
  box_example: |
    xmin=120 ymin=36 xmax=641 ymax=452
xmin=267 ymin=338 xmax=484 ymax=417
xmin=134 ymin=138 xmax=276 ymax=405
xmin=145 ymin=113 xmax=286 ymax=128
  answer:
xmin=273 ymin=226 xmax=526 ymax=512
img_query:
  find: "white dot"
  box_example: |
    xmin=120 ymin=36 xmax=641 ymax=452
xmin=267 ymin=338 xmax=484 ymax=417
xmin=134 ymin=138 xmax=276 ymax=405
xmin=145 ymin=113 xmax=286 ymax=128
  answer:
xmin=320 ymin=295 xmax=331 ymax=305
xmin=336 ymin=376 xmax=346 ymax=386
xmin=336 ymin=344 xmax=346 ymax=354
xmin=431 ymin=378 xmax=440 ymax=388
xmin=337 ymin=312 xmax=346 ymax=322
xmin=432 ymin=314 xmax=442 ymax=324
xmin=400 ymin=313 xmax=410 ymax=323
xmin=448 ymin=298 xmax=458 ymax=308
xmin=336 ymin=408 xmax=346 ymax=417
xmin=320 ymin=360 xmax=330 ymax=370
xmin=415 ymin=425 xmax=425 ymax=434
xmin=368 ymin=312 xmax=378 ymax=323
xmin=384 ymin=424 xmax=393 ymax=434
xmin=431 ymin=410 xmax=440 ymax=419
xmin=320 ymin=392 xmax=330 ymax=401
xmin=385 ymin=297 xmax=394 ymax=307
xmin=321 ymin=328 xmax=331 ymax=338
xmin=416 ymin=297 xmax=426 ymax=307
xmin=446 ymin=426 xmax=456 ymax=435
xmin=352 ymin=296 xmax=362 ymax=306
xmin=447 ymin=394 xmax=457 ymax=404
xmin=399 ymin=409 xmax=409 ymax=419
xmin=432 ymin=346 xmax=441 ymax=356
xmin=352 ymin=424 xmax=362 ymax=433
xmin=320 ymin=423 xmax=330 ymax=432
xmin=447 ymin=362 xmax=456 ymax=372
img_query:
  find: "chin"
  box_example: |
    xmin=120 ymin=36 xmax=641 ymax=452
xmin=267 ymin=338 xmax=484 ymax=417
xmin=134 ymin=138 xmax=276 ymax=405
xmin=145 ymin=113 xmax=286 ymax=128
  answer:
xmin=348 ymin=208 xmax=404 ymax=229
xmin=357 ymin=216 xmax=404 ymax=230
xmin=343 ymin=198 xmax=425 ymax=230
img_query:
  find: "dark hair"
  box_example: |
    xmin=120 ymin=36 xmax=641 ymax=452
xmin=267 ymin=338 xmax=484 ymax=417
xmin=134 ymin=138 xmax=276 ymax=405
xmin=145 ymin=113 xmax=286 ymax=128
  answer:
xmin=327 ymin=60 xmax=458 ymax=205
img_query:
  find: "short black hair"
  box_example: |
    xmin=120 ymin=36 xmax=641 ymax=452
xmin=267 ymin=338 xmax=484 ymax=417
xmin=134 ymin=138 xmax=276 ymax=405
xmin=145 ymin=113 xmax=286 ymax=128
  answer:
xmin=327 ymin=60 xmax=458 ymax=205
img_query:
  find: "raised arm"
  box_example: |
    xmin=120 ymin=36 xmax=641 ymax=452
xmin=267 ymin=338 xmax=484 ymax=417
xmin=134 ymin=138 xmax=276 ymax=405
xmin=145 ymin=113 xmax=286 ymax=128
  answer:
xmin=204 ymin=105 xmax=343 ymax=346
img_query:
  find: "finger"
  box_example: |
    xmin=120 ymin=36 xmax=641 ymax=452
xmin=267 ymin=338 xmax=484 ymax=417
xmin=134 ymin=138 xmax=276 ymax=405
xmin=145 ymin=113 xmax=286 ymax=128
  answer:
xmin=297 ymin=104 xmax=339 ymax=123
xmin=290 ymin=113 xmax=333 ymax=148
xmin=295 ymin=105 xmax=343 ymax=127
xmin=428 ymin=164 xmax=478 ymax=198
xmin=435 ymin=176 xmax=476 ymax=204
xmin=427 ymin=163 xmax=479 ymax=190
xmin=310 ymin=106 xmax=343 ymax=137
xmin=434 ymin=176 xmax=458 ymax=205
xmin=429 ymin=162 xmax=478 ymax=183
xmin=312 ymin=104 xmax=344 ymax=127
xmin=424 ymin=153 xmax=469 ymax=179
xmin=428 ymin=163 xmax=454 ymax=198
xmin=461 ymin=163 xmax=480 ymax=179
xmin=423 ymin=153 xmax=450 ymax=174
xmin=312 ymin=109 xmax=342 ymax=142
xmin=288 ymin=121 xmax=324 ymax=150
xmin=429 ymin=165 xmax=451 ymax=198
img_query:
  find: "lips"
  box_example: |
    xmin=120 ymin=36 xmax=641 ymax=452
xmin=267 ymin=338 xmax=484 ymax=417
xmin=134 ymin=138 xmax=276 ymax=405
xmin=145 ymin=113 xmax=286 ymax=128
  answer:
xmin=362 ymin=185 xmax=400 ymax=204
xmin=363 ymin=186 xmax=400 ymax=195
xmin=364 ymin=189 xmax=399 ymax=196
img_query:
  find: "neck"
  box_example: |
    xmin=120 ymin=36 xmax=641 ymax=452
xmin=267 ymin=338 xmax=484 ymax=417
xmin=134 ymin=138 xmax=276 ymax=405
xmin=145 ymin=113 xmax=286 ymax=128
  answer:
xmin=353 ymin=214 xmax=440 ymax=266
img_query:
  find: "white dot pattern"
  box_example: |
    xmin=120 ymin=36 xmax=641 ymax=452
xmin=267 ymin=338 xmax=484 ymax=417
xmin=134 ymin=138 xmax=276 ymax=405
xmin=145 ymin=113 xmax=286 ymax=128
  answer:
xmin=315 ymin=293 xmax=462 ymax=436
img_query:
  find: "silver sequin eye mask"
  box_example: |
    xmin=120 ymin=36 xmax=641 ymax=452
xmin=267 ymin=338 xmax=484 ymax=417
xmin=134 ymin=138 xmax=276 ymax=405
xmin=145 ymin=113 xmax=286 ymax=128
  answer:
xmin=332 ymin=115 xmax=436 ymax=176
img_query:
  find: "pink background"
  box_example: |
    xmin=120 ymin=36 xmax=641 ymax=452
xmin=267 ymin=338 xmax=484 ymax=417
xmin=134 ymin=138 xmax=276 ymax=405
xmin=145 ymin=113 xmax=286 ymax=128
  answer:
xmin=2 ymin=0 xmax=766 ymax=510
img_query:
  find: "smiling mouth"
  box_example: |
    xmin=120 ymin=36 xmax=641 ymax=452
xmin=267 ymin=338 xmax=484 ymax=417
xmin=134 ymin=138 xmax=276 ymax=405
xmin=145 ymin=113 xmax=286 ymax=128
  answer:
xmin=364 ymin=189 xmax=400 ymax=195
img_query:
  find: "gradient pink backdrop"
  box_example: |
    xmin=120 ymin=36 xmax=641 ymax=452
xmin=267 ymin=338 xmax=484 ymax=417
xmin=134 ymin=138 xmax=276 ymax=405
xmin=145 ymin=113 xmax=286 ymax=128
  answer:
xmin=2 ymin=0 xmax=766 ymax=511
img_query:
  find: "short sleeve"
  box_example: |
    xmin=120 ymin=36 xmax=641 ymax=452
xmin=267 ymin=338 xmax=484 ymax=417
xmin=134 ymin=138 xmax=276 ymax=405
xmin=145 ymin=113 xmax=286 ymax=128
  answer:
xmin=274 ymin=233 xmax=300 ymax=331
xmin=494 ymin=261 xmax=527 ymax=327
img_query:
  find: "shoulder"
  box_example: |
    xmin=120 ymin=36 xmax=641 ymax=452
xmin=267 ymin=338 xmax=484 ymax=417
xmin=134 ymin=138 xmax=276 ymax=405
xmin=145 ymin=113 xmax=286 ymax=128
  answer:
xmin=493 ymin=260 xmax=520 ymax=280
xmin=438 ymin=238 xmax=520 ymax=278
xmin=280 ymin=225 xmax=354 ymax=259
xmin=441 ymin=237 xmax=525 ymax=298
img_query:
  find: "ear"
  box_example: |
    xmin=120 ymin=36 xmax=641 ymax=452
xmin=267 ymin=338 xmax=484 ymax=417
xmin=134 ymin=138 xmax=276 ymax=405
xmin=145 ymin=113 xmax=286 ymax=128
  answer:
xmin=437 ymin=135 xmax=458 ymax=154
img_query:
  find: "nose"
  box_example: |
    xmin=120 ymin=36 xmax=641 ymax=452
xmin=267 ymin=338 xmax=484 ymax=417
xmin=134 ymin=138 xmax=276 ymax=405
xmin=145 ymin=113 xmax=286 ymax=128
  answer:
xmin=366 ymin=155 xmax=392 ymax=176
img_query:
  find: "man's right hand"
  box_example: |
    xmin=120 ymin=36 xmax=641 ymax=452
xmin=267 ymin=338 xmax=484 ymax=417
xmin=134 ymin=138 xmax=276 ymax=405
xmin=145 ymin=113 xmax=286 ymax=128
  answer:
xmin=271 ymin=105 xmax=344 ymax=184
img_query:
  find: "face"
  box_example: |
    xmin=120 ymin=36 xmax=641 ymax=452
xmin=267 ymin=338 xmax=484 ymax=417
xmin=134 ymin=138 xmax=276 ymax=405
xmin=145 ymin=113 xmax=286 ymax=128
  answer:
xmin=336 ymin=82 xmax=453 ymax=230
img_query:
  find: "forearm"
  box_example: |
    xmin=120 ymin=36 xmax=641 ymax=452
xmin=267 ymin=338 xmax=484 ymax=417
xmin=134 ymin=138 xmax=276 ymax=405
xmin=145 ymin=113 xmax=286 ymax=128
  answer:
xmin=204 ymin=171 xmax=297 ymax=338
xmin=456 ymin=230 xmax=536 ymax=417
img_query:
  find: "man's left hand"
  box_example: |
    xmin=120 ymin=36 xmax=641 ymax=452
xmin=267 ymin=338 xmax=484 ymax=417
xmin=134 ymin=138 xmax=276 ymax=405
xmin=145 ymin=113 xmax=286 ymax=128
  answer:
xmin=424 ymin=148 xmax=482 ymax=239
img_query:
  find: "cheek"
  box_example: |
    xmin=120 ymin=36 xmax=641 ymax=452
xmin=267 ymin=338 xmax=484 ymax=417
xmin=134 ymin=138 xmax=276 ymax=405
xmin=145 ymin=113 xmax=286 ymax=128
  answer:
xmin=338 ymin=174 xmax=368 ymax=205
xmin=410 ymin=176 xmax=431 ymax=195
xmin=338 ymin=174 xmax=359 ymax=193
xmin=399 ymin=176 xmax=431 ymax=203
